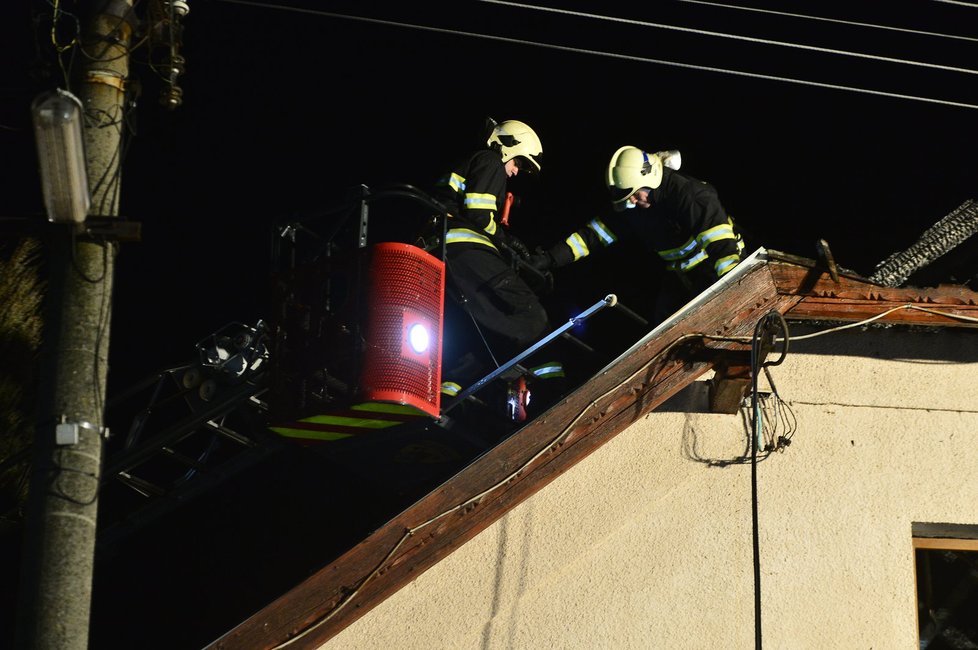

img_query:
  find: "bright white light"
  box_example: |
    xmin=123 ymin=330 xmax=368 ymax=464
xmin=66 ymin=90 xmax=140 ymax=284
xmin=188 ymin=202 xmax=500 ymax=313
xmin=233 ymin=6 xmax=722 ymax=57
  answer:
xmin=408 ymin=323 xmax=429 ymax=354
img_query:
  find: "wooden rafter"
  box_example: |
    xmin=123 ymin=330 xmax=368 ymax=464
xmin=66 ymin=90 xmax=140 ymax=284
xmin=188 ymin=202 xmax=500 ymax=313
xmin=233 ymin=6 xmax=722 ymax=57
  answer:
xmin=768 ymin=251 xmax=978 ymax=328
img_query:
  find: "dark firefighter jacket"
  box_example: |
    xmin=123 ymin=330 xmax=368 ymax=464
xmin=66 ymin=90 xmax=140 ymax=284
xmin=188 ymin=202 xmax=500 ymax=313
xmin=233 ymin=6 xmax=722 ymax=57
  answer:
xmin=431 ymin=147 xmax=553 ymax=382
xmin=433 ymin=148 xmax=512 ymax=253
xmin=546 ymin=167 xmax=744 ymax=293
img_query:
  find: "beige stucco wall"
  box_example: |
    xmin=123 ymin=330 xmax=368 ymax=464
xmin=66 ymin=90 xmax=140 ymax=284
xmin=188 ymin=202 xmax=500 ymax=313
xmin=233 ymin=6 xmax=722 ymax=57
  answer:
xmin=322 ymin=325 xmax=978 ymax=650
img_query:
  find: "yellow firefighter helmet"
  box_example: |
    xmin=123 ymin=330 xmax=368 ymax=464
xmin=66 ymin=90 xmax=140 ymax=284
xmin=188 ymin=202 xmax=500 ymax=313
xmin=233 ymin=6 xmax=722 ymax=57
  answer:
xmin=487 ymin=119 xmax=543 ymax=173
xmin=607 ymin=145 xmax=663 ymax=210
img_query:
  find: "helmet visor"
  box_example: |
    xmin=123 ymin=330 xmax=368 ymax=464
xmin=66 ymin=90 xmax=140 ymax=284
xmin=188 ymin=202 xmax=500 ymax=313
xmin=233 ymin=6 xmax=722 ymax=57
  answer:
xmin=609 ymin=185 xmax=635 ymax=203
xmin=610 ymin=186 xmax=652 ymax=212
xmin=514 ymin=153 xmax=542 ymax=173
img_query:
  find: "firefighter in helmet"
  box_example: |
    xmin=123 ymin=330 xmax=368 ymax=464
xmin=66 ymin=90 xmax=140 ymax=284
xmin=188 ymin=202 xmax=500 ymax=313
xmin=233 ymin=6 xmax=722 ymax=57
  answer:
xmin=433 ymin=119 xmax=553 ymax=409
xmin=530 ymin=145 xmax=744 ymax=323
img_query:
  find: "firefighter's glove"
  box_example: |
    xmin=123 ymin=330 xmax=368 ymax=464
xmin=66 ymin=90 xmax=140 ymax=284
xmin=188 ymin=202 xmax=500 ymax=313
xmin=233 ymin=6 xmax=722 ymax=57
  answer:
xmin=505 ymin=235 xmax=532 ymax=261
xmin=524 ymin=249 xmax=555 ymax=294
xmin=528 ymin=250 xmax=555 ymax=273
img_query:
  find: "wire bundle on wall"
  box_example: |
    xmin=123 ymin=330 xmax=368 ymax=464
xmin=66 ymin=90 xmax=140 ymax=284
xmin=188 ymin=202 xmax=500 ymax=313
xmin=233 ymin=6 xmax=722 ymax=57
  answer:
xmin=749 ymin=310 xmax=789 ymax=650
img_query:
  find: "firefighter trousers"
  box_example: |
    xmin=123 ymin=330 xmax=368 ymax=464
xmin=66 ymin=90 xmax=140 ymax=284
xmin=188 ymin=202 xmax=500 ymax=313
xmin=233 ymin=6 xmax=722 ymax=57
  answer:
xmin=444 ymin=246 xmax=550 ymax=369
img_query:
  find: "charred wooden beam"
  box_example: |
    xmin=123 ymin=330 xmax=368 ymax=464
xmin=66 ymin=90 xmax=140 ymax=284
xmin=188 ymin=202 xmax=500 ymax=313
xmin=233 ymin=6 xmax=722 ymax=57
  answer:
xmin=770 ymin=261 xmax=978 ymax=328
xmin=816 ymin=239 xmax=840 ymax=283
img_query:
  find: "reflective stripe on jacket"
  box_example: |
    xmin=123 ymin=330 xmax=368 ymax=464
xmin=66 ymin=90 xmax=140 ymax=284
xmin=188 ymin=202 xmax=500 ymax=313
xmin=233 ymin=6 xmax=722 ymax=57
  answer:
xmin=435 ymin=149 xmax=506 ymax=249
xmin=548 ymin=169 xmax=743 ymax=285
xmin=657 ymin=216 xmax=744 ymax=275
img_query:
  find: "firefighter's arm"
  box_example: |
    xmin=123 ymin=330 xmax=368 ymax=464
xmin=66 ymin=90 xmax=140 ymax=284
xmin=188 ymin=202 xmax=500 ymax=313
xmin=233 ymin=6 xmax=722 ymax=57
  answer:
xmin=536 ymin=216 xmax=621 ymax=270
xmin=694 ymin=199 xmax=742 ymax=278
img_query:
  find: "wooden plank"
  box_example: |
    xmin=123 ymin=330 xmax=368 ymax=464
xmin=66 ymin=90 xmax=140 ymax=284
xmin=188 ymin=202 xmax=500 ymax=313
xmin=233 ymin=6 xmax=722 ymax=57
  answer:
xmin=208 ymin=262 xmax=802 ymax=650
xmin=913 ymin=538 xmax=978 ymax=552
xmin=709 ymin=363 xmax=752 ymax=414
xmin=769 ymin=262 xmax=978 ymax=327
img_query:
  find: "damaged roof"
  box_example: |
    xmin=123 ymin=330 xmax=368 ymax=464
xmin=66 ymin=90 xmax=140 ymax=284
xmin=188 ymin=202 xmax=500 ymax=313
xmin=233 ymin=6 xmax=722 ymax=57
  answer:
xmin=207 ymin=247 xmax=978 ymax=649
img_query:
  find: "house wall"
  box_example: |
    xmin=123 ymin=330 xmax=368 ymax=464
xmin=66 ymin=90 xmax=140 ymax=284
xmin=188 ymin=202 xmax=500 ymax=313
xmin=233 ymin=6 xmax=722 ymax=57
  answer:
xmin=322 ymin=326 xmax=978 ymax=650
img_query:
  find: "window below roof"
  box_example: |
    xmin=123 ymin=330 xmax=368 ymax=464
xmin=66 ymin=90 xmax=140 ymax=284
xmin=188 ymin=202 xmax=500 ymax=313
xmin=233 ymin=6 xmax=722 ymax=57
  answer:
xmin=913 ymin=523 xmax=978 ymax=650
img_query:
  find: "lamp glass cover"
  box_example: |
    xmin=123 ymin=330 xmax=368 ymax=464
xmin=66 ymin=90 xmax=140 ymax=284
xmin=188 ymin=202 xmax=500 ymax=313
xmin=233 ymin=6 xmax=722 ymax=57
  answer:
xmin=32 ymin=89 xmax=90 ymax=224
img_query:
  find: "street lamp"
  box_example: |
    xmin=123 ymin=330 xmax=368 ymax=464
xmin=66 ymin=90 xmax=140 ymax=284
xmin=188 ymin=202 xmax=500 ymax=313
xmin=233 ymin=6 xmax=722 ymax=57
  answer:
xmin=31 ymin=88 xmax=90 ymax=224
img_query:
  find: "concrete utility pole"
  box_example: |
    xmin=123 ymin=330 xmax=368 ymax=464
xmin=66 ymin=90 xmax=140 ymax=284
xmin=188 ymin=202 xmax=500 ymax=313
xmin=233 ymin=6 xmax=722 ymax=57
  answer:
xmin=16 ymin=2 xmax=132 ymax=648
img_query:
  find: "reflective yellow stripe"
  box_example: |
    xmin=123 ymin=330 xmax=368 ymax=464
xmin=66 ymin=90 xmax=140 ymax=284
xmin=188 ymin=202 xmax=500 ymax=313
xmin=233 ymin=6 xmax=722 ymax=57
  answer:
xmin=269 ymin=401 xmax=427 ymax=441
xmin=445 ymin=228 xmax=498 ymax=250
xmin=299 ymin=414 xmax=401 ymax=429
xmin=350 ymin=402 xmax=425 ymax=415
xmin=440 ymin=381 xmax=461 ymax=396
xmin=268 ymin=427 xmax=353 ymax=441
xmin=666 ymin=249 xmax=709 ymax=272
xmin=587 ymin=218 xmax=617 ymax=245
xmin=715 ymin=254 xmax=740 ymax=276
xmin=661 ymin=218 xmax=740 ymax=273
xmin=726 ymin=217 xmax=745 ymax=252
xmin=530 ymin=362 xmax=565 ymax=379
xmin=696 ymin=223 xmax=736 ymax=246
xmin=463 ymin=192 xmax=497 ymax=210
xmin=658 ymin=236 xmax=698 ymax=261
xmin=436 ymin=172 xmax=466 ymax=193
xmin=461 ymin=193 xmax=498 ymax=235
xmin=565 ymin=232 xmax=590 ymax=261
xmin=448 ymin=172 xmax=465 ymax=192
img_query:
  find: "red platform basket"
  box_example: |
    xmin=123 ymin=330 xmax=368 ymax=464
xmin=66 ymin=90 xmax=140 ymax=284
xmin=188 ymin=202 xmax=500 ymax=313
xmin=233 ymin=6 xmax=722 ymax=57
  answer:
xmin=358 ymin=242 xmax=445 ymax=418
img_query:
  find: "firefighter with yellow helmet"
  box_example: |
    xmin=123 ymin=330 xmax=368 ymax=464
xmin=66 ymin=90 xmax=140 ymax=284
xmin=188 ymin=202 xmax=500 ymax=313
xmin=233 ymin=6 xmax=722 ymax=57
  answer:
xmin=530 ymin=145 xmax=744 ymax=322
xmin=433 ymin=119 xmax=553 ymax=412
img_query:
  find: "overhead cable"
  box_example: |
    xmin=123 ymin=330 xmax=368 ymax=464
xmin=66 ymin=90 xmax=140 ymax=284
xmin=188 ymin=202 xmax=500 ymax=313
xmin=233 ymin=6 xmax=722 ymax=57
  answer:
xmin=215 ymin=0 xmax=978 ymax=110
xmin=786 ymin=304 xmax=978 ymax=341
xmin=671 ymin=0 xmax=978 ymax=43
xmin=479 ymin=0 xmax=978 ymax=77
xmin=927 ymin=0 xmax=978 ymax=6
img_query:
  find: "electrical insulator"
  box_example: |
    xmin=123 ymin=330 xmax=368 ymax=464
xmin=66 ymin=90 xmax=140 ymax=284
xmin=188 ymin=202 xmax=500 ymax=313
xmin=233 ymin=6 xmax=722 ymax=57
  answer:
xmin=167 ymin=54 xmax=186 ymax=78
xmin=160 ymin=84 xmax=183 ymax=110
xmin=166 ymin=0 xmax=190 ymax=17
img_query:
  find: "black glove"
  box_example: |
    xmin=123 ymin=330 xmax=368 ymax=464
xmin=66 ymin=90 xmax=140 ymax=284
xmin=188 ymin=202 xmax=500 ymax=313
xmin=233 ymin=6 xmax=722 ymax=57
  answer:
xmin=505 ymin=234 xmax=531 ymax=261
xmin=528 ymin=249 xmax=554 ymax=273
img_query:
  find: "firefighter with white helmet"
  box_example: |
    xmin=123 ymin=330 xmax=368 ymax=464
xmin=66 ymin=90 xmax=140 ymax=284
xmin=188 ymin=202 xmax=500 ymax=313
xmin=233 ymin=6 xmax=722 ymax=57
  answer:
xmin=606 ymin=145 xmax=664 ymax=208
xmin=487 ymin=119 xmax=543 ymax=173
xmin=433 ymin=118 xmax=554 ymax=414
xmin=530 ymin=144 xmax=743 ymax=322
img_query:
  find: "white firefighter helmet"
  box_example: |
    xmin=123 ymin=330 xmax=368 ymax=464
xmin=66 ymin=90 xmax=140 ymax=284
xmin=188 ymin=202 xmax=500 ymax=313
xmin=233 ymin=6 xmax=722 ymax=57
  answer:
xmin=607 ymin=145 xmax=663 ymax=211
xmin=487 ymin=119 xmax=543 ymax=173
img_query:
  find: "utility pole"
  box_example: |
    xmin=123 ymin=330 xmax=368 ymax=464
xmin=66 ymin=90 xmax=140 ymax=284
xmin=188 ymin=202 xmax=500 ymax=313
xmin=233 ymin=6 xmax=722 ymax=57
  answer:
xmin=16 ymin=1 xmax=133 ymax=648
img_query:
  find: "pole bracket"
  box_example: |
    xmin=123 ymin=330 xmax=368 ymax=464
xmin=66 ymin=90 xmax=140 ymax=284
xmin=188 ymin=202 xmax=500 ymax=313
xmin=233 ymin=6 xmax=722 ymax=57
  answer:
xmin=81 ymin=216 xmax=142 ymax=242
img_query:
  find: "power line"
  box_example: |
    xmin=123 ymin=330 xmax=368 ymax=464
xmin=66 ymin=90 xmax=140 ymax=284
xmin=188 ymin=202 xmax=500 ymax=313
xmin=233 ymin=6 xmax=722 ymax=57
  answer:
xmin=214 ymin=0 xmax=978 ymax=110
xmin=671 ymin=0 xmax=978 ymax=43
xmin=927 ymin=0 xmax=978 ymax=6
xmin=479 ymin=0 xmax=978 ymax=76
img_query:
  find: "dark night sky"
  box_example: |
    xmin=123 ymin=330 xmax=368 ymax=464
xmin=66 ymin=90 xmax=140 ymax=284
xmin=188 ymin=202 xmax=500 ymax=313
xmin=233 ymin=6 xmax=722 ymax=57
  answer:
xmin=5 ymin=0 xmax=977 ymax=384
xmin=4 ymin=1 xmax=978 ymax=647
xmin=110 ymin=0 xmax=978 ymax=383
